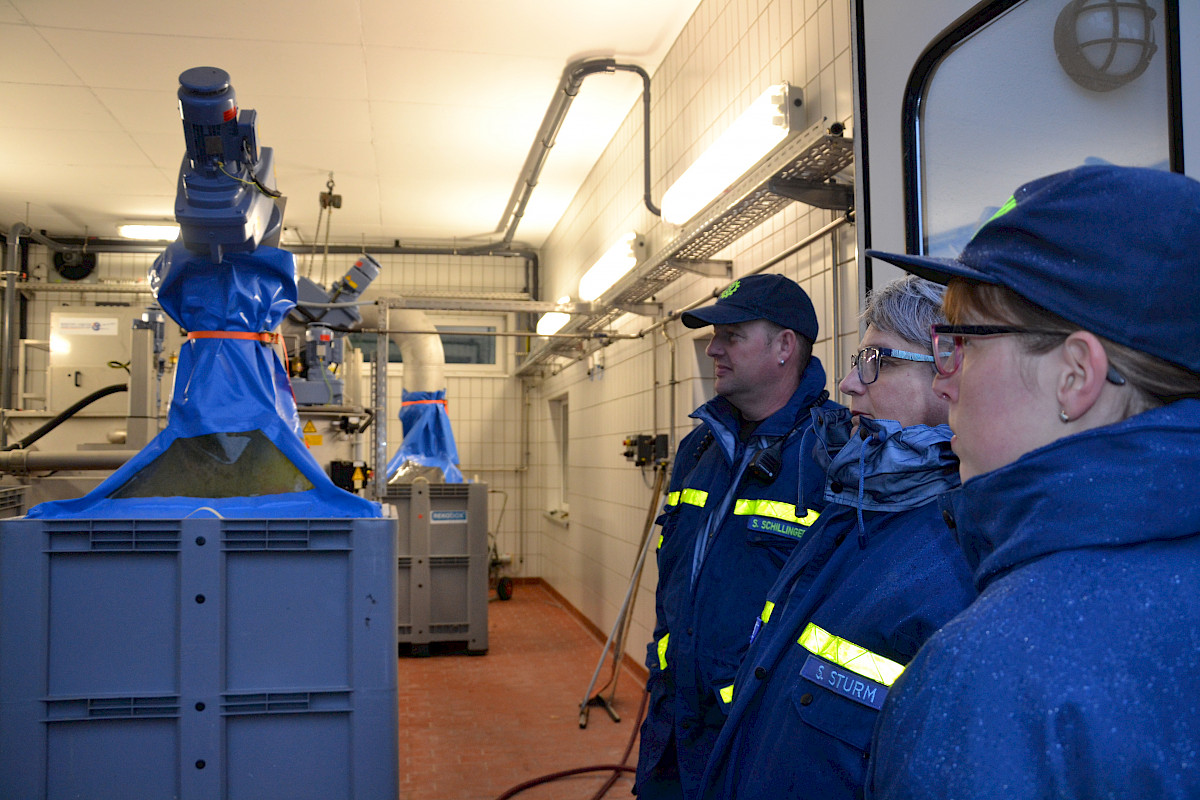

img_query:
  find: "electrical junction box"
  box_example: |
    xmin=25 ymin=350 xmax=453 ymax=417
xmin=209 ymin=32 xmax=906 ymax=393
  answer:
xmin=330 ymin=460 xmax=370 ymax=493
xmin=46 ymin=307 xmax=186 ymax=415
xmin=623 ymin=433 xmax=669 ymax=466
xmin=47 ymin=308 xmax=133 ymax=414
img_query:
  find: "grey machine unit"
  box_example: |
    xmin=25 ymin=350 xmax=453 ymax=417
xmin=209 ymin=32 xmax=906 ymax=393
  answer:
xmin=388 ymin=481 xmax=489 ymax=655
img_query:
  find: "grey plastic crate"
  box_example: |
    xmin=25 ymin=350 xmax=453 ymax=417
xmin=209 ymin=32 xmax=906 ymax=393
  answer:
xmin=0 ymin=485 xmax=26 ymax=518
xmin=386 ymin=482 xmax=488 ymax=654
xmin=0 ymin=516 xmax=399 ymax=800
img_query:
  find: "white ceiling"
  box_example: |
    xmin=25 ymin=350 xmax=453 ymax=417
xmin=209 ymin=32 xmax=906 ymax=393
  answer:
xmin=0 ymin=0 xmax=702 ymax=249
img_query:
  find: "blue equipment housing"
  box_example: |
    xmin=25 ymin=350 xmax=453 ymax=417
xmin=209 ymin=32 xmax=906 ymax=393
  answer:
xmin=175 ymin=66 xmax=283 ymax=263
xmin=292 ymin=254 xmax=380 ymax=406
xmin=28 ymin=243 xmax=380 ymax=519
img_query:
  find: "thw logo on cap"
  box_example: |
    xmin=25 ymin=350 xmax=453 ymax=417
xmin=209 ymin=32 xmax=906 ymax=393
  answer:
xmin=720 ymin=280 xmax=741 ymax=299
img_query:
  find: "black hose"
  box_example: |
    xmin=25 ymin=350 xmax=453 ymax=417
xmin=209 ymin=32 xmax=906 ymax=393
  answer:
xmin=493 ymin=686 xmax=649 ymax=800
xmin=4 ymin=383 xmax=128 ymax=451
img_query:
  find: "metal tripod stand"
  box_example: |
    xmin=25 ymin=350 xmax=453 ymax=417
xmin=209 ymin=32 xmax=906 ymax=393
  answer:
xmin=578 ymin=459 xmax=668 ymax=727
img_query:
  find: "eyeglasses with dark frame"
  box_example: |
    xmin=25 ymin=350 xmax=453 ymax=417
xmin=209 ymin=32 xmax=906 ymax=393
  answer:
xmin=850 ymin=346 xmax=935 ymax=385
xmin=929 ymin=324 xmax=1126 ymax=385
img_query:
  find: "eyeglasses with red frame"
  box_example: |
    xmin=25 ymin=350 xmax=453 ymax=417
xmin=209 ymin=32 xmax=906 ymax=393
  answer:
xmin=929 ymin=324 xmax=1126 ymax=385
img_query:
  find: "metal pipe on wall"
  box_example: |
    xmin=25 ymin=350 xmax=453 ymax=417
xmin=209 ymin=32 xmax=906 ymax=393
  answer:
xmin=0 ymin=448 xmax=135 ymax=474
xmin=497 ymin=57 xmax=660 ymax=246
xmin=3 ymin=223 xmax=30 ymax=412
xmin=830 ymin=221 xmax=843 ymax=386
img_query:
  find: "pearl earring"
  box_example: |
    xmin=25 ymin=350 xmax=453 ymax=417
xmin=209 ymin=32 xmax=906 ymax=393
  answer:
xmin=1059 ymin=409 xmax=1070 ymax=423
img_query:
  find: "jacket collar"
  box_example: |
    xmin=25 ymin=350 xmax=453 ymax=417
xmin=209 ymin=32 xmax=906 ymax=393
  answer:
xmin=811 ymin=407 xmax=959 ymax=512
xmin=943 ymin=399 xmax=1200 ymax=590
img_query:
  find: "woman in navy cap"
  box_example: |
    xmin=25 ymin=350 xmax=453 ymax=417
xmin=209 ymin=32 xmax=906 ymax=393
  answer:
xmin=864 ymin=164 xmax=1200 ymax=799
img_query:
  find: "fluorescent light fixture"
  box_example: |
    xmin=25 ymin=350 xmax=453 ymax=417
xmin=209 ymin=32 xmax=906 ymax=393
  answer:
xmin=536 ymin=296 xmax=573 ymax=336
xmin=117 ymin=224 xmax=180 ymax=241
xmin=578 ymin=232 xmax=644 ymax=302
xmin=661 ymin=83 xmax=802 ymax=226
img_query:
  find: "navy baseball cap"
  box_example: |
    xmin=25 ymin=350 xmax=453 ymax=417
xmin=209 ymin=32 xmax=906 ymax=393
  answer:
xmin=867 ymin=164 xmax=1200 ymax=373
xmin=682 ymin=273 xmax=819 ymax=341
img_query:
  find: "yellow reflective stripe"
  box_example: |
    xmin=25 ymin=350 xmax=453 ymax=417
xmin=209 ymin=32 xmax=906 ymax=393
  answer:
xmin=797 ymin=623 xmax=905 ymax=687
xmin=987 ymin=194 xmax=1018 ymax=223
xmin=657 ymin=533 xmax=664 ymax=550
xmin=733 ymin=498 xmax=819 ymax=526
xmin=657 ymin=633 xmax=670 ymax=671
xmin=666 ymin=491 xmax=681 ymax=507
xmin=760 ymin=600 xmax=775 ymax=624
xmin=680 ymin=488 xmax=708 ymax=507
xmin=719 ymin=683 xmax=734 ymax=704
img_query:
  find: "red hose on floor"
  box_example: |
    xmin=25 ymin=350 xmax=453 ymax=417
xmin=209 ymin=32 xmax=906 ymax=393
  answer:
xmin=493 ymin=685 xmax=649 ymax=800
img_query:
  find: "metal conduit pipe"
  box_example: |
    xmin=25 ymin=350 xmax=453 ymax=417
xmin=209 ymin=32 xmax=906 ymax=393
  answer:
xmin=24 ymin=229 xmax=83 ymax=253
xmin=21 ymin=235 xmax=540 ymax=260
xmin=3 ymin=222 xmax=30 ymax=413
xmin=0 ymin=448 xmax=136 ymax=475
xmin=496 ymin=57 xmax=660 ymax=246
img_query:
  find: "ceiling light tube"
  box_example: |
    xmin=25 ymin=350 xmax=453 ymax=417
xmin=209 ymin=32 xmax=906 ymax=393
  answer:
xmin=117 ymin=223 xmax=180 ymax=241
xmin=578 ymin=232 xmax=645 ymax=302
xmin=536 ymin=296 xmax=573 ymax=336
xmin=661 ymin=83 xmax=803 ymax=226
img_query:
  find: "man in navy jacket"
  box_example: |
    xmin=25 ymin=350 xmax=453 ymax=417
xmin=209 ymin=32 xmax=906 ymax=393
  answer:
xmin=635 ymin=274 xmax=839 ymax=800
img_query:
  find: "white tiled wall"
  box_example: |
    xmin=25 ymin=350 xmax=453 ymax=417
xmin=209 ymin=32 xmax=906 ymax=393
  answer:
xmin=531 ymin=0 xmax=861 ymax=668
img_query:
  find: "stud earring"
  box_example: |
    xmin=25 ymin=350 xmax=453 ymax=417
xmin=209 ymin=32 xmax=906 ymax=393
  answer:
xmin=779 ymin=359 xmax=786 ymax=366
xmin=1059 ymin=409 xmax=1070 ymax=423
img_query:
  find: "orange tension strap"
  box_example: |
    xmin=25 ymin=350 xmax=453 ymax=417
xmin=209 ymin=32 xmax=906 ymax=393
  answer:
xmin=187 ymin=331 xmax=280 ymax=344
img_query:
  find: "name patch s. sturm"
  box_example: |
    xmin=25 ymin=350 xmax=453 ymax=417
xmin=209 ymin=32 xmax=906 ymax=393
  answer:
xmin=799 ymin=653 xmax=889 ymax=710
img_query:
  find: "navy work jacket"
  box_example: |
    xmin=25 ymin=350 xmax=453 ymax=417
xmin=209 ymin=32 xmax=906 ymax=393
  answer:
xmin=635 ymin=357 xmax=838 ymax=800
xmin=868 ymin=399 xmax=1200 ymax=800
xmin=698 ymin=409 xmax=974 ymax=800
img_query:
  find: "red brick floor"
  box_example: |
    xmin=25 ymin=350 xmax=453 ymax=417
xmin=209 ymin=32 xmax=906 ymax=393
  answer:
xmin=397 ymin=580 xmax=648 ymax=800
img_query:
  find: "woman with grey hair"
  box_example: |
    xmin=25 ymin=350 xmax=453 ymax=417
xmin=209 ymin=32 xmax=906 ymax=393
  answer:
xmin=696 ymin=275 xmax=976 ymax=800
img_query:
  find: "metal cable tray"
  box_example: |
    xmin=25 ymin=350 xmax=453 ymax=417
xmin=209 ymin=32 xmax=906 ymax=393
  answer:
xmin=518 ymin=121 xmax=853 ymax=375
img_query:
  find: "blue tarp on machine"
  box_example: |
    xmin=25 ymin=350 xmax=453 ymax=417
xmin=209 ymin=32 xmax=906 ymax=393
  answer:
xmin=28 ymin=242 xmax=381 ymax=519
xmin=385 ymin=389 xmax=463 ymax=483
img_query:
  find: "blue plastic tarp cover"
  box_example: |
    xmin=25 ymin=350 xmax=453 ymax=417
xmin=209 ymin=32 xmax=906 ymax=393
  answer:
xmin=385 ymin=389 xmax=463 ymax=483
xmin=28 ymin=241 xmax=381 ymax=519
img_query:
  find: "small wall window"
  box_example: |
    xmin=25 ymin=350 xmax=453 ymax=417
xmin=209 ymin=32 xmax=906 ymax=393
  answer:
xmin=549 ymin=395 xmax=569 ymax=511
xmin=348 ymin=325 xmax=497 ymax=365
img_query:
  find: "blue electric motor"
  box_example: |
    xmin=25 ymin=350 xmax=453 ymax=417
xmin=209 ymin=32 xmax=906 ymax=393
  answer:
xmin=175 ymin=66 xmax=283 ymax=263
xmin=292 ymin=254 xmax=382 ymax=406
